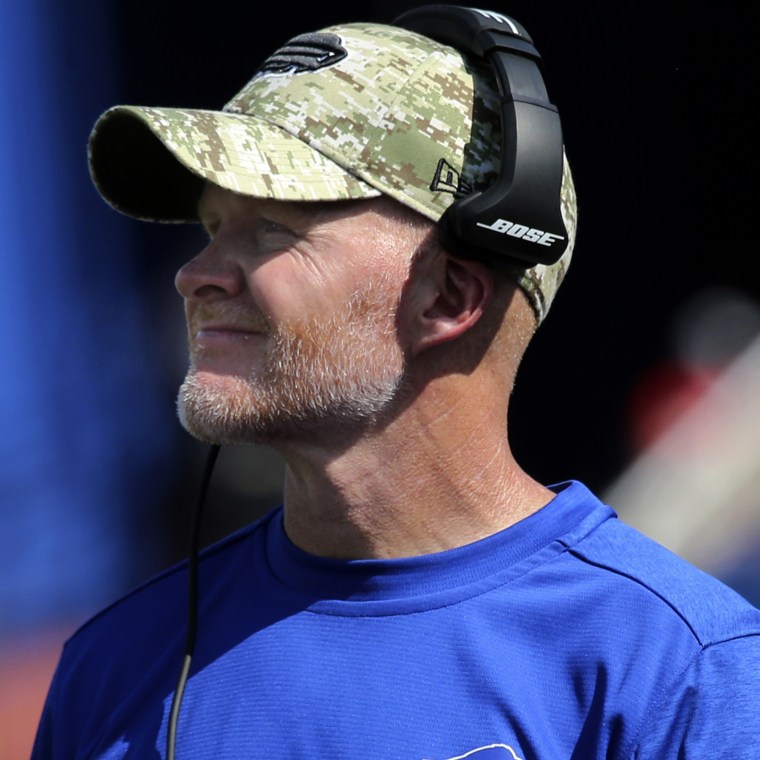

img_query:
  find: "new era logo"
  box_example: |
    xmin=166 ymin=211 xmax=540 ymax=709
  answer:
xmin=431 ymin=159 xmax=472 ymax=197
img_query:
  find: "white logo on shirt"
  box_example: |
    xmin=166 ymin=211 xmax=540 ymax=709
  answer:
xmin=431 ymin=743 xmax=523 ymax=760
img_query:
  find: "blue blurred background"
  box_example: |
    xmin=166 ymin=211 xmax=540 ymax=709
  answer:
xmin=1 ymin=1 xmax=758 ymax=756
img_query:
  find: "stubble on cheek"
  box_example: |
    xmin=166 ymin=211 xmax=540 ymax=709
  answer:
xmin=177 ymin=279 xmax=408 ymax=444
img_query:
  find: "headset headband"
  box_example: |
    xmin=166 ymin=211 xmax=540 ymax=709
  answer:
xmin=394 ymin=5 xmax=568 ymax=267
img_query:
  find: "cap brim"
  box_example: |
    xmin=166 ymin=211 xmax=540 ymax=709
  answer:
xmin=88 ymin=105 xmax=382 ymax=223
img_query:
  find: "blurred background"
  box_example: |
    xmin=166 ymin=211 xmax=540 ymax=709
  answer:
xmin=1 ymin=0 xmax=758 ymax=756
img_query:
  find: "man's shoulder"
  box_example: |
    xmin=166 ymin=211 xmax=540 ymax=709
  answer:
xmin=63 ymin=511 xmax=275 ymax=658
xmin=564 ymin=498 xmax=760 ymax=647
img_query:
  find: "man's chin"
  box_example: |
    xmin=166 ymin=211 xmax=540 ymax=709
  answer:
xmin=176 ymin=372 xmax=254 ymax=444
xmin=175 ymin=370 xmax=300 ymax=446
xmin=176 ymin=395 xmax=224 ymax=444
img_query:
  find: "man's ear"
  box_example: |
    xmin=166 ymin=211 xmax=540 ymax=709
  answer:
xmin=408 ymin=253 xmax=494 ymax=357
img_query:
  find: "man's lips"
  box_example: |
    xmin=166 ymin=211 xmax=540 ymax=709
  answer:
xmin=196 ymin=323 xmax=265 ymax=337
xmin=187 ymin=303 xmax=271 ymax=352
xmin=191 ymin=322 xmax=269 ymax=349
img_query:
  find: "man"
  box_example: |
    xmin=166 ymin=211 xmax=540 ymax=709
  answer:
xmin=34 ymin=8 xmax=760 ymax=759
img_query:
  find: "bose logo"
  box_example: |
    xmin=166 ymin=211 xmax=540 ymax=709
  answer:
xmin=476 ymin=218 xmax=564 ymax=247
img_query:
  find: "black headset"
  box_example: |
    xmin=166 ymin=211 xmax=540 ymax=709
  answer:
xmin=393 ymin=5 xmax=568 ymax=268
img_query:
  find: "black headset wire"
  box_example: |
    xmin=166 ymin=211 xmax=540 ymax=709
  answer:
xmin=166 ymin=443 xmax=221 ymax=760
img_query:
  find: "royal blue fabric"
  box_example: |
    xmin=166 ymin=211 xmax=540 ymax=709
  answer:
xmin=33 ymin=482 xmax=760 ymax=759
xmin=0 ymin=0 xmax=178 ymax=636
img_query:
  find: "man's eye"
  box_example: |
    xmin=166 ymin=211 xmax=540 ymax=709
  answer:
xmin=260 ymin=219 xmax=291 ymax=235
xmin=250 ymin=217 xmax=298 ymax=253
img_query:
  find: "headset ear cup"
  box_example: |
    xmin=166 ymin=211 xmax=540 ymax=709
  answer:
xmin=393 ymin=5 xmax=568 ymax=267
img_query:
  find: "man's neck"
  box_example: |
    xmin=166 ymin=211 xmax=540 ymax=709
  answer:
xmin=275 ymin=390 xmax=554 ymax=560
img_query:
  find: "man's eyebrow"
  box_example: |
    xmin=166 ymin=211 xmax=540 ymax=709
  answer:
xmin=196 ymin=195 xmax=212 ymax=222
xmin=196 ymin=196 xmax=226 ymax=231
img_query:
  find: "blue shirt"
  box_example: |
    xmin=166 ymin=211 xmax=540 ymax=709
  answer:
xmin=33 ymin=482 xmax=760 ymax=758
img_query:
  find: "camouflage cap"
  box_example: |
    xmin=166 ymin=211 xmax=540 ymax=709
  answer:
xmin=88 ymin=21 xmax=577 ymax=322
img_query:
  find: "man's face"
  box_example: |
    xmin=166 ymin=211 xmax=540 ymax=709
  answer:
xmin=175 ymin=184 xmax=429 ymax=445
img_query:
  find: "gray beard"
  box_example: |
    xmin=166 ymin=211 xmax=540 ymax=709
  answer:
xmin=176 ymin=290 xmax=406 ymax=445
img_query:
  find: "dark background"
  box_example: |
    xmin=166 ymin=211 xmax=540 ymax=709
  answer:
xmin=111 ymin=0 xmax=760 ymax=553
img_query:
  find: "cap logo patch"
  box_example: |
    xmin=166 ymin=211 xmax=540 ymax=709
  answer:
xmin=256 ymin=32 xmax=347 ymax=76
xmin=431 ymin=158 xmax=472 ymax=198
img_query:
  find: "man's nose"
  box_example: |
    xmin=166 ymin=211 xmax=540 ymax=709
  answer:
xmin=175 ymin=241 xmax=245 ymax=301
